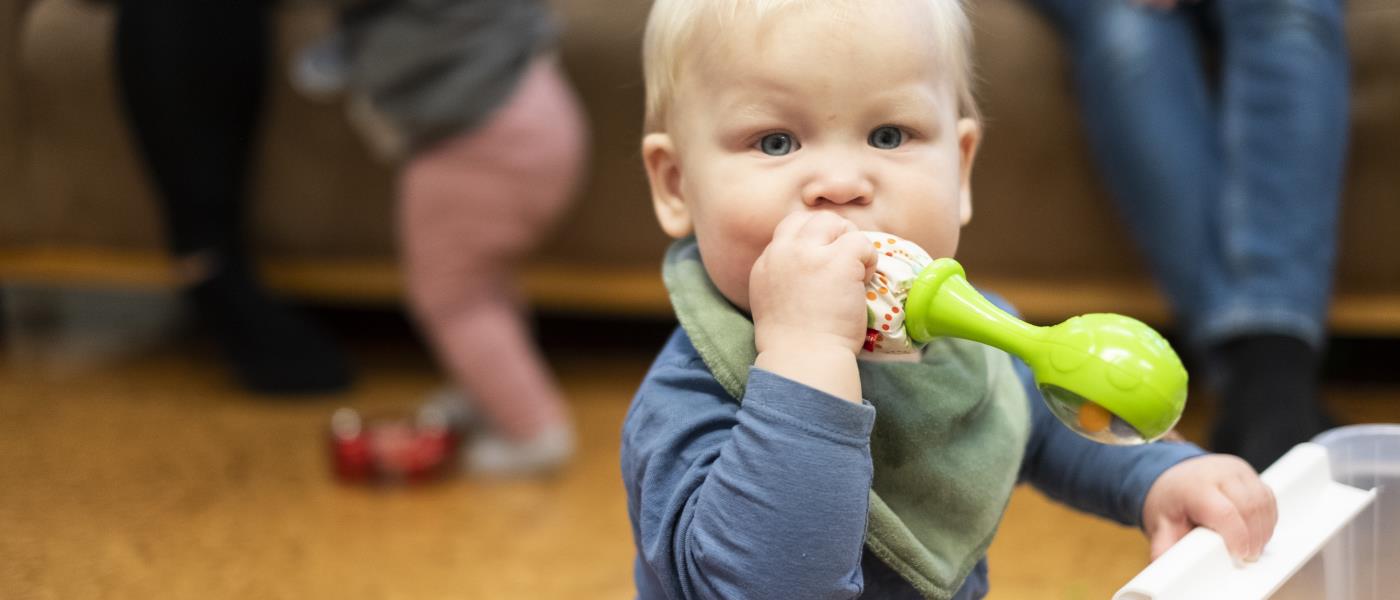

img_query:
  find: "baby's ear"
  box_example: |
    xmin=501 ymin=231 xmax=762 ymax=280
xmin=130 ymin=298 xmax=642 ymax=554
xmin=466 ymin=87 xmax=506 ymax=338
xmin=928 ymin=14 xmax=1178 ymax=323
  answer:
xmin=955 ymin=118 xmax=982 ymax=226
xmin=642 ymin=133 xmax=692 ymax=238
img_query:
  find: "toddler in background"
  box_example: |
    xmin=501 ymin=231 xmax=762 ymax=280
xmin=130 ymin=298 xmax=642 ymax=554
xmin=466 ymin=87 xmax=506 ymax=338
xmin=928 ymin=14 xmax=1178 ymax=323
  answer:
xmin=340 ymin=0 xmax=587 ymax=475
xmin=117 ymin=0 xmax=584 ymax=474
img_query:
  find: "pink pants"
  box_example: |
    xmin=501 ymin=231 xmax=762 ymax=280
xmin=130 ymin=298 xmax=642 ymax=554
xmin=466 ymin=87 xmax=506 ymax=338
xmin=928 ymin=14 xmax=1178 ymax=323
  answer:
xmin=397 ymin=57 xmax=587 ymax=439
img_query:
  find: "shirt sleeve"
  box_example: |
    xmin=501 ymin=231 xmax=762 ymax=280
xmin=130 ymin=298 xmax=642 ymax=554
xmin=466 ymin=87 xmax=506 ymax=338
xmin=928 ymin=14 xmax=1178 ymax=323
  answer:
xmin=622 ymin=333 xmax=878 ymax=600
xmin=1014 ymin=355 xmax=1207 ymax=527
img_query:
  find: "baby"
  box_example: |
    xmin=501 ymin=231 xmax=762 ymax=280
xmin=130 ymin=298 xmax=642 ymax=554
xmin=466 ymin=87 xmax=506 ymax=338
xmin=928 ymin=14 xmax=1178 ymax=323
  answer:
xmin=622 ymin=1 xmax=1278 ymax=598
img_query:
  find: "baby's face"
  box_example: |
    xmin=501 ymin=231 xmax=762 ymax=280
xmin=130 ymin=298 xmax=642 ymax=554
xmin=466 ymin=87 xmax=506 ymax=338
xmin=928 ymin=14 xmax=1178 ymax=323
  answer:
xmin=645 ymin=0 xmax=980 ymax=311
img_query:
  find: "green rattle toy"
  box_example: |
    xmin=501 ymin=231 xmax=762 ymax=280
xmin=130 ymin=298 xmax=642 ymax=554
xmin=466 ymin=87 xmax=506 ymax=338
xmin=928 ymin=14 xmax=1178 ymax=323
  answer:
xmin=901 ymin=258 xmax=1187 ymax=445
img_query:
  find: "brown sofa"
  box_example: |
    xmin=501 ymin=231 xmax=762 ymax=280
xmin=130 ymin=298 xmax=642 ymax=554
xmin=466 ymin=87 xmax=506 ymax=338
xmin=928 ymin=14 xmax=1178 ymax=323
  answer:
xmin=3 ymin=0 xmax=1398 ymax=332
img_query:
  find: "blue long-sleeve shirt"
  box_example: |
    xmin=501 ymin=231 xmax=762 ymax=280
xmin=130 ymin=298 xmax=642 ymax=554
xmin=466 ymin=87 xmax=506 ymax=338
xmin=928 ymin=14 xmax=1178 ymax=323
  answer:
xmin=622 ymin=328 xmax=1205 ymax=599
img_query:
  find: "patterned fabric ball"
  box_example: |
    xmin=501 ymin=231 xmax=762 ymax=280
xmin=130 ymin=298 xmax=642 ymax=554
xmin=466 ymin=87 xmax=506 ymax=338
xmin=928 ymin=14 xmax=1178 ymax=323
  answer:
xmin=861 ymin=232 xmax=934 ymax=360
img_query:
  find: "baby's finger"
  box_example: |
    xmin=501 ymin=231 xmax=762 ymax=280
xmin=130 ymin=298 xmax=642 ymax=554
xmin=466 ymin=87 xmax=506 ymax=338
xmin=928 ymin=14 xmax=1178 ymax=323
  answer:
xmin=1258 ymin=482 xmax=1278 ymax=557
xmin=833 ymin=230 xmax=879 ymax=280
xmin=795 ymin=210 xmax=853 ymax=243
xmin=860 ymin=237 xmax=879 ymax=281
xmin=1260 ymin=479 xmax=1278 ymax=544
xmin=1223 ymin=475 xmax=1277 ymax=560
xmin=771 ymin=211 xmax=815 ymax=244
xmin=1148 ymin=518 xmax=1193 ymax=561
xmin=1190 ymin=488 xmax=1251 ymax=561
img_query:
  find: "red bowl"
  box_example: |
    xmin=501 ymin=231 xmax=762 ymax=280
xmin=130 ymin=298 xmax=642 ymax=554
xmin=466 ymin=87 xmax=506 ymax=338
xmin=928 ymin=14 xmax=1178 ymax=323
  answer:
xmin=328 ymin=406 xmax=459 ymax=485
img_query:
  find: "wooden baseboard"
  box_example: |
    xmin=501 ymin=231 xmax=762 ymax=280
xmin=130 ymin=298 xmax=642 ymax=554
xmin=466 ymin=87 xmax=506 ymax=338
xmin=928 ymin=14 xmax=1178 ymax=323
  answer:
xmin=0 ymin=247 xmax=673 ymax=317
xmin=3 ymin=247 xmax=1398 ymax=332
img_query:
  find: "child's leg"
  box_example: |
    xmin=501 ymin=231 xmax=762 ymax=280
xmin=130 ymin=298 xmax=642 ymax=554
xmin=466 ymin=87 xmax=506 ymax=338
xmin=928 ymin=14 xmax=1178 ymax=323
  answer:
xmin=399 ymin=57 xmax=587 ymax=446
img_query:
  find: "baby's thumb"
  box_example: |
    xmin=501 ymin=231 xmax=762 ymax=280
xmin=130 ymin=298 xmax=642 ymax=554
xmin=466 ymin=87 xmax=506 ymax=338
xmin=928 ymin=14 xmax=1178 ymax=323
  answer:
xmin=861 ymin=242 xmax=878 ymax=282
xmin=1148 ymin=518 xmax=1192 ymax=561
xmin=835 ymin=230 xmax=879 ymax=281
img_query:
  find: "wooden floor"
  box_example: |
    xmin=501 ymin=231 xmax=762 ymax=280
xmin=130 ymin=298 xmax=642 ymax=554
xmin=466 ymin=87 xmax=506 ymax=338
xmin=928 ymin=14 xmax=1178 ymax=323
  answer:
xmin=2 ymin=313 xmax=1397 ymax=600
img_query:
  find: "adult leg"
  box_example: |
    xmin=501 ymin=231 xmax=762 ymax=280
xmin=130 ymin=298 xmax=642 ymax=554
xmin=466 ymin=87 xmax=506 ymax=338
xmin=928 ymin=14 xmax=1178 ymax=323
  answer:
xmin=399 ymin=57 xmax=588 ymax=474
xmin=115 ymin=0 xmax=351 ymax=393
xmin=1204 ymin=0 xmax=1348 ymax=469
xmin=1027 ymin=0 xmax=1229 ymax=346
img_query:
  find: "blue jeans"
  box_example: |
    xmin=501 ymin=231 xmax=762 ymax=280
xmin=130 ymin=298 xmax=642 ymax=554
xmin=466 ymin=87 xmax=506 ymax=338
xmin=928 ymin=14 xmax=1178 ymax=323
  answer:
xmin=1025 ymin=0 xmax=1348 ymax=353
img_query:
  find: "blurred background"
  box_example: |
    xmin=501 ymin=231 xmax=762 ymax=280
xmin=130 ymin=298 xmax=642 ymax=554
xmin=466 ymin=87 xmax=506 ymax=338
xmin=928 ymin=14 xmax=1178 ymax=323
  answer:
xmin=1 ymin=0 xmax=1397 ymax=598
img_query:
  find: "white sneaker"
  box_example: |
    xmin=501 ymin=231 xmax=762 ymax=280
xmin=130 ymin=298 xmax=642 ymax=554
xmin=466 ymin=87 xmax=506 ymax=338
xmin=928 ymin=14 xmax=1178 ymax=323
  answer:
xmin=419 ymin=386 xmax=575 ymax=477
xmin=419 ymin=386 xmax=479 ymax=432
xmin=465 ymin=422 xmax=575 ymax=477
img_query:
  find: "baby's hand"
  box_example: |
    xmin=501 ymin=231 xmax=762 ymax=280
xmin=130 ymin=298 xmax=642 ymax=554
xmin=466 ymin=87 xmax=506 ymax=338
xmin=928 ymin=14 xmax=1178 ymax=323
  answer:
xmin=750 ymin=212 xmax=877 ymax=402
xmin=1141 ymin=454 xmax=1278 ymax=562
xmin=751 ymin=211 xmax=877 ymax=355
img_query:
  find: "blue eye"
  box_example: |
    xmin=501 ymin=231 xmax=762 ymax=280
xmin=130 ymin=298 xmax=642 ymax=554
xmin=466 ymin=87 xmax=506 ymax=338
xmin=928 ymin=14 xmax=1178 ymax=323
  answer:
xmin=869 ymin=126 xmax=904 ymax=149
xmin=757 ymin=133 xmax=797 ymax=156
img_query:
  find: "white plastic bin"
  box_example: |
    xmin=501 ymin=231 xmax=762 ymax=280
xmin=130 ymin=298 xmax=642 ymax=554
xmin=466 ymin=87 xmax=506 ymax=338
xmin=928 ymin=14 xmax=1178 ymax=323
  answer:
xmin=1310 ymin=425 xmax=1400 ymax=600
xmin=1116 ymin=427 xmax=1397 ymax=600
xmin=1271 ymin=424 xmax=1400 ymax=600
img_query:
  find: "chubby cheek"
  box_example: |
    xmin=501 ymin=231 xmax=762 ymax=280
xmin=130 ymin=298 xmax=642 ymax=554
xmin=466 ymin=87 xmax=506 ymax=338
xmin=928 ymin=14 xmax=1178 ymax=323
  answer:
xmin=693 ymin=206 xmax=778 ymax=312
xmin=889 ymin=179 xmax=966 ymax=259
xmin=908 ymin=223 xmax=960 ymax=260
xmin=698 ymin=237 xmax=757 ymax=311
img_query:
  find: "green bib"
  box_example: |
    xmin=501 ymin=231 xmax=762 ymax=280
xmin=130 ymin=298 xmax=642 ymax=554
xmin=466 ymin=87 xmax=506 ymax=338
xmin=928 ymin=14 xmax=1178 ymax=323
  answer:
xmin=663 ymin=238 xmax=1031 ymax=600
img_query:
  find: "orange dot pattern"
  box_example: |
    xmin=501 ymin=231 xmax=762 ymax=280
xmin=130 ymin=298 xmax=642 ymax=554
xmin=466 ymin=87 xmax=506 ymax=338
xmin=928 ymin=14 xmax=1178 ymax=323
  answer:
xmin=861 ymin=231 xmax=935 ymax=358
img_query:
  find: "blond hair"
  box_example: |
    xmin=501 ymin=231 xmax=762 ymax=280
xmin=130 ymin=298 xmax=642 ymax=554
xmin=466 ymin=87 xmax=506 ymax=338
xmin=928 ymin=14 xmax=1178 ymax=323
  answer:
xmin=642 ymin=0 xmax=980 ymax=133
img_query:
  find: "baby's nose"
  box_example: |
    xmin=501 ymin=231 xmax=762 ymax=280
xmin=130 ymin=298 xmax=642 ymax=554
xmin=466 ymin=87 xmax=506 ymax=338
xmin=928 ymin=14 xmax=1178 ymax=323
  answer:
xmin=801 ymin=170 xmax=873 ymax=206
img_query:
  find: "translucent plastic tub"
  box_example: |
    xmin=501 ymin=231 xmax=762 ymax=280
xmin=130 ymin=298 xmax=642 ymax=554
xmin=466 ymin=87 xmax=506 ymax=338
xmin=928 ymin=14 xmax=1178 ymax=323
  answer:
xmin=1274 ymin=424 xmax=1400 ymax=600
